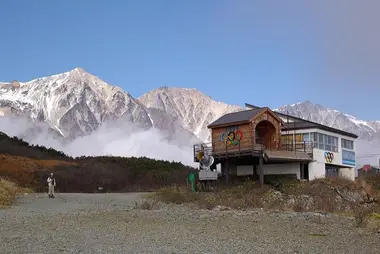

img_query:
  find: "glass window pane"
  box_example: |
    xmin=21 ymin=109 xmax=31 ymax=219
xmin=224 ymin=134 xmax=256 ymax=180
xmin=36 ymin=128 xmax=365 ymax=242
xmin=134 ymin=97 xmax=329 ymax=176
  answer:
xmin=313 ymin=133 xmax=317 ymax=142
xmin=341 ymin=139 xmax=354 ymax=150
xmin=319 ymin=134 xmax=324 ymax=144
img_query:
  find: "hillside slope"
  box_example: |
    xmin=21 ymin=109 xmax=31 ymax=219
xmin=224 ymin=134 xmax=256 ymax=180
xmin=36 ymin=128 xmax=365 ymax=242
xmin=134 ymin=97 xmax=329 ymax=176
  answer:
xmin=0 ymin=131 xmax=194 ymax=192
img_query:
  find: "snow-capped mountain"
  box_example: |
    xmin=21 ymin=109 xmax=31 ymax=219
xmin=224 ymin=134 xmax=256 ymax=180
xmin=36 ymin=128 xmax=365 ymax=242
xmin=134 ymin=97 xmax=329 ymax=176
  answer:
xmin=0 ymin=68 xmax=158 ymax=139
xmin=275 ymin=101 xmax=380 ymax=142
xmin=275 ymin=101 xmax=380 ymax=166
xmin=138 ymin=87 xmax=242 ymax=142
xmin=0 ymin=68 xmax=206 ymax=145
xmin=1 ymin=68 xmax=379 ymax=166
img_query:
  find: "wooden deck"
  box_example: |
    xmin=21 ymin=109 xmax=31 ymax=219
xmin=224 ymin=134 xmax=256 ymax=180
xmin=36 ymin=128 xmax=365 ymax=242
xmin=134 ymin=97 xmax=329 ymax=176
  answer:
xmin=263 ymin=150 xmax=312 ymax=162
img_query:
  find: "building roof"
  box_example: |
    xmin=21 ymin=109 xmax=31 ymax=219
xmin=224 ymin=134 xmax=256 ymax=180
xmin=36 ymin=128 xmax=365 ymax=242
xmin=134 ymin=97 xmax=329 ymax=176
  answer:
xmin=207 ymin=108 xmax=263 ymax=128
xmin=245 ymin=103 xmax=359 ymax=139
xmin=358 ymin=165 xmax=379 ymax=171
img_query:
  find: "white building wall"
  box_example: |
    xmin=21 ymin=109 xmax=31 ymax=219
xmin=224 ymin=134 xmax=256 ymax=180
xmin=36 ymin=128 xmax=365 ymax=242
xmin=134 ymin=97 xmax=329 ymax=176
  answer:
xmin=236 ymin=165 xmax=254 ymax=176
xmin=339 ymin=167 xmax=356 ymax=180
xmin=263 ymin=163 xmax=301 ymax=179
xmin=237 ymin=163 xmax=301 ymax=179
xmin=308 ymin=161 xmax=326 ymax=180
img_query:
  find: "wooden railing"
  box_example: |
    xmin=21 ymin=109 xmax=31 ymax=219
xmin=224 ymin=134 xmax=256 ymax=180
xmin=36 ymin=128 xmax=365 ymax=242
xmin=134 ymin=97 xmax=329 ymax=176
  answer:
xmin=281 ymin=141 xmax=314 ymax=154
xmin=193 ymin=140 xmax=314 ymax=162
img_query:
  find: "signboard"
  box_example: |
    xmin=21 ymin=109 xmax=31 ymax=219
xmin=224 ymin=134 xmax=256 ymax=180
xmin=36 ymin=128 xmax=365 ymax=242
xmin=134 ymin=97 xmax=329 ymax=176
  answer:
xmin=342 ymin=149 xmax=356 ymax=166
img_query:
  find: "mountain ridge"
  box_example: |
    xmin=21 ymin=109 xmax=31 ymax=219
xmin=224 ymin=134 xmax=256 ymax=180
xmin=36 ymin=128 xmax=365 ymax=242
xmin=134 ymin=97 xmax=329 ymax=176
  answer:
xmin=1 ymin=68 xmax=379 ymax=166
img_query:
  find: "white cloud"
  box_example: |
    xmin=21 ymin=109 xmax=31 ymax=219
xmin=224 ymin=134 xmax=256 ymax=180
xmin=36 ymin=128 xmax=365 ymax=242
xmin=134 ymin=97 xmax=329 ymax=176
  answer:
xmin=0 ymin=116 xmax=198 ymax=167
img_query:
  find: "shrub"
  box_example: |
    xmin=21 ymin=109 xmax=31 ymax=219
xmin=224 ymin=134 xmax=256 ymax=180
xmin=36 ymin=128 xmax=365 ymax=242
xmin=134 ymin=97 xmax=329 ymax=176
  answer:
xmin=155 ymin=185 xmax=202 ymax=204
xmin=133 ymin=200 xmax=158 ymax=210
xmin=0 ymin=178 xmax=30 ymax=207
xmin=352 ymin=204 xmax=372 ymax=227
xmin=155 ymin=180 xmax=273 ymax=210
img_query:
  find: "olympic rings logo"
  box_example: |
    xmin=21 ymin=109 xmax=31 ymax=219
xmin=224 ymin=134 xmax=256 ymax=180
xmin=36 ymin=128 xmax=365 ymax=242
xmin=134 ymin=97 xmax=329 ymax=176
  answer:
xmin=324 ymin=151 xmax=334 ymax=163
xmin=220 ymin=130 xmax=243 ymax=146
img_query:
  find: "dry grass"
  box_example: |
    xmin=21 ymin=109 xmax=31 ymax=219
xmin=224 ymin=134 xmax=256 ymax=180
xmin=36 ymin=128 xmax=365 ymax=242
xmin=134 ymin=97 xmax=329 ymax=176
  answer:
xmin=155 ymin=182 xmax=274 ymax=210
xmin=155 ymin=178 xmax=380 ymax=223
xmin=133 ymin=200 xmax=158 ymax=210
xmin=0 ymin=178 xmax=32 ymax=207
xmin=155 ymin=185 xmax=203 ymax=204
xmin=0 ymin=154 xmax=77 ymax=188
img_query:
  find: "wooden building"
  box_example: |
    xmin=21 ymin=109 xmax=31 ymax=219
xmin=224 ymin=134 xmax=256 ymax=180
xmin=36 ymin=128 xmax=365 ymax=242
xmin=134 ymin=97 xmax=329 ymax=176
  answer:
xmin=194 ymin=107 xmax=313 ymax=185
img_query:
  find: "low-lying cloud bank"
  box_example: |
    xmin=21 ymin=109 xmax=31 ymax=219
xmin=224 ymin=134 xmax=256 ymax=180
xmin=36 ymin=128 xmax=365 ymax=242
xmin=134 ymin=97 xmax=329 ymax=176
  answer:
xmin=0 ymin=116 xmax=198 ymax=167
xmin=1 ymin=116 xmax=379 ymax=169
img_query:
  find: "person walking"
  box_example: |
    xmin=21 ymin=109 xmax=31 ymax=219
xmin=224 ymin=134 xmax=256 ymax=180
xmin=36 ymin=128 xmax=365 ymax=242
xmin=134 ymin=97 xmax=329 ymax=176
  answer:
xmin=47 ymin=173 xmax=56 ymax=198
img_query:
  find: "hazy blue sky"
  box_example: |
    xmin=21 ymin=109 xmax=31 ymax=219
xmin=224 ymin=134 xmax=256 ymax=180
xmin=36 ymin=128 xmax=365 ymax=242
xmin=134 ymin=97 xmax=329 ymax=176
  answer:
xmin=1 ymin=0 xmax=379 ymax=120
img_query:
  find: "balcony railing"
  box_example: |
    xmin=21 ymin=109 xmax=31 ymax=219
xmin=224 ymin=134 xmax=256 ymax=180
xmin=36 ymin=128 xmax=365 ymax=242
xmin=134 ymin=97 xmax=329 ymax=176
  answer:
xmin=281 ymin=141 xmax=314 ymax=154
xmin=193 ymin=140 xmax=314 ymax=162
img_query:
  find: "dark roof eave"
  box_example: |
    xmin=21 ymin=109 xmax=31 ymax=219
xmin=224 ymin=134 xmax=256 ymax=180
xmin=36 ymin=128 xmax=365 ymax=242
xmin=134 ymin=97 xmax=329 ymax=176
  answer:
xmin=207 ymin=120 xmax=250 ymax=129
xmin=282 ymin=126 xmax=358 ymax=139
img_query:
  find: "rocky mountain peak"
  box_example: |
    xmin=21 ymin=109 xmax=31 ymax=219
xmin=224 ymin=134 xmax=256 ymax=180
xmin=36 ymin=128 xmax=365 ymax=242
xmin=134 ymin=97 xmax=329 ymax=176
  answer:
xmin=1 ymin=69 xmax=379 ymax=166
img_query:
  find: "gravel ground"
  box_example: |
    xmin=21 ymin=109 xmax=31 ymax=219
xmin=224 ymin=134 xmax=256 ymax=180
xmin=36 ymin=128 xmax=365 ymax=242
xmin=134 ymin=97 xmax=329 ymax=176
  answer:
xmin=1 ymin=193 xmax=379 ymax=254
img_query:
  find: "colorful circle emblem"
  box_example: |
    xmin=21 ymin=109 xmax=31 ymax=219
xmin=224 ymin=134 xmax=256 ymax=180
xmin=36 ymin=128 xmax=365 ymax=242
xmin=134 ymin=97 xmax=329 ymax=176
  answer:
xmin=324 ymin=151 xmax=334 ymax=163
xmin=220 ymin=130 xmax=243 ymax=146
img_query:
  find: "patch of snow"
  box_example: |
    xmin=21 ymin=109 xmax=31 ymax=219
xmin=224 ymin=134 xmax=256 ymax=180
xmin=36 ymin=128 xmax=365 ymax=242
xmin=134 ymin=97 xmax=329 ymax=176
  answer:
xmin=147 ymin=113 xmax=154 ymax=128
xmin=344 ymin=114 xmax=375 ymax=131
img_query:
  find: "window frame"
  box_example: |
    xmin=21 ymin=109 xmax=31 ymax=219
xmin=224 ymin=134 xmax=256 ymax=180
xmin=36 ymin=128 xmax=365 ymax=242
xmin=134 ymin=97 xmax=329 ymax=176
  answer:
xmin=341 ymin=138 xmax=354 ymax=150
xmin=311 ymin=132 xmax=339 ymax=152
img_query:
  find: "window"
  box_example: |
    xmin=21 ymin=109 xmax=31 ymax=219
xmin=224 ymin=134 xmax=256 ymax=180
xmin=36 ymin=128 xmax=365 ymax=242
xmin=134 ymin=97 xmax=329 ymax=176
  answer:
xmin=281 ymin=134 xmax=293 ymax=144
xmin=311 ymin=132 xmax=338 ymax=152
xmin=281 ymin=133 xmax=312 ymax=144
xmin=342 ymin=138 xmax=354 ymax=150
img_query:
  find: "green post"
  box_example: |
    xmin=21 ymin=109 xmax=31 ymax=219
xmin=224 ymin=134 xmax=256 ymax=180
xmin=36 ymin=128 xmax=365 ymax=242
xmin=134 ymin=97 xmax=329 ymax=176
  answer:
xmin=189 ymin=172 xmax=196 ymax=192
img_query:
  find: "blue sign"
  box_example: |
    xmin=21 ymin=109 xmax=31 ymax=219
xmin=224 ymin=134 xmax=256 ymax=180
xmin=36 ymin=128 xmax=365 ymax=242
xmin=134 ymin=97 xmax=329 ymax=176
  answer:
xmin=342 ymin=149 xmax=355 ymax=166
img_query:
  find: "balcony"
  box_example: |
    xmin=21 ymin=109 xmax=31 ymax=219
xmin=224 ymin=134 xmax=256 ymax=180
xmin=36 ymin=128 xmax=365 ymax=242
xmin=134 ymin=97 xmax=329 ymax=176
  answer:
xmin=193 ymin=140 xmax=314 ymax=162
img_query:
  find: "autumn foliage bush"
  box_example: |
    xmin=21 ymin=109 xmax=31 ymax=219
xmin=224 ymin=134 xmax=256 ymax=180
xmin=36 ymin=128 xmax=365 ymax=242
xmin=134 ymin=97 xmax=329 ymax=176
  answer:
xmin=0 ymin=178 xmax=32 ymax=207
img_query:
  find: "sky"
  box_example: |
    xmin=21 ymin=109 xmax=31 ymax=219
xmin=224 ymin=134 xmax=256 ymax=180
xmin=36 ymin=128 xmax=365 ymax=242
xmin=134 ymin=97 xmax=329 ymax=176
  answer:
xmin=0 ymin=0 xmax=379 ymax=120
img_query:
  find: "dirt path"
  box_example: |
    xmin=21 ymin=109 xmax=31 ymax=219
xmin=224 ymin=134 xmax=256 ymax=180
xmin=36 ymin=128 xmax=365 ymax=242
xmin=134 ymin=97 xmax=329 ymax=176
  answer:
xmin=1 ymin=193 xmax=379 ymax=254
